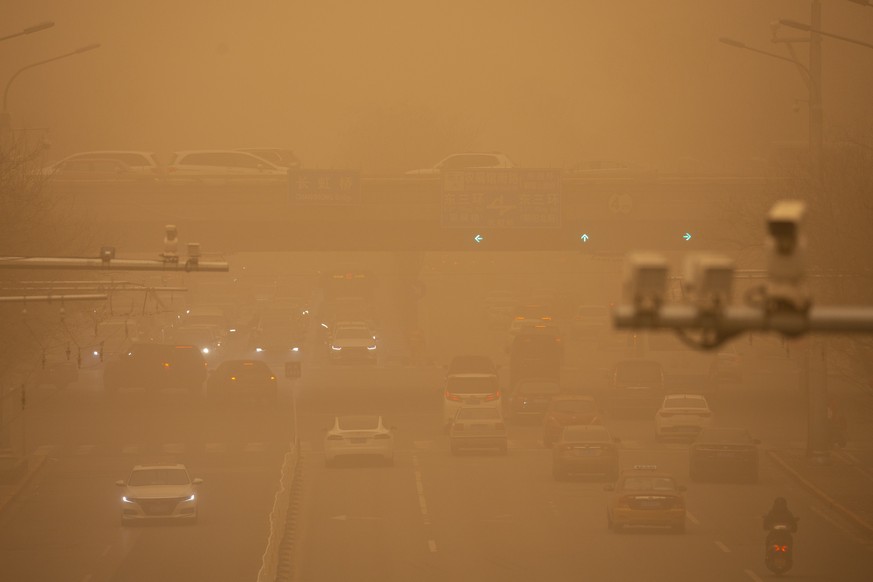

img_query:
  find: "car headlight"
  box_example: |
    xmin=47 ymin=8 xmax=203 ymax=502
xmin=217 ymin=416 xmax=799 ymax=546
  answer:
xmin=184 ymin=494 xmax=196 ymax=502
xmin=331 ymin=346 xmax=342 ymax=351
xmin=122 ymin=496 xmax=135 ymax=503
xmin=255 ymin=347 xmax=264 ymax=353
xmin=202 ymin=347 xmax=210 ymax=354
xmin=367 ymin=345 xmax=377 ymax=351
xmin=291 ymin=347 xmax=300 ymax=352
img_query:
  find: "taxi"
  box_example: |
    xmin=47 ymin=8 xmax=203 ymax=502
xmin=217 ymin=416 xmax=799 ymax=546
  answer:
xmin=604 ymin=465 xmax=686 ymax=533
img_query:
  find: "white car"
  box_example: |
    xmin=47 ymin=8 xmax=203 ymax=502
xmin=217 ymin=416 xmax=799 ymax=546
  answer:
xmin=237 ymin=147 xmax=301 ymax=168
xmin=45 ymin=150 xmax=164 ymax=180
xmin=449 ymin=406 xmax=508 ymax=454
xmin=324 ymin=415 xmax=395 ymax=466
xmin=116 ymin=464 xmax=202 ymax=525
xmin=442 ymin=373 xmax=501 ymax=424
xmin=405 ymin=152 xmax=515 ymax=175
xmin=655 ymin=394 xmax=712 ymax=440
xmin=167 ymin=150 xmax=287 ymax=182
xmin=328 ymin=322 xmax=377 ymax=365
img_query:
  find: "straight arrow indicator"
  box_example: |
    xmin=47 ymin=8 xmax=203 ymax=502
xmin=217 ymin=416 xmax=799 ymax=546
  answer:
xmin=580 ymin=234 xmax=589 ymax=242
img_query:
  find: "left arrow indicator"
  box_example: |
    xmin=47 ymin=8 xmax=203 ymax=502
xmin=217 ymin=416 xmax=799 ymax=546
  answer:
xmin=473 ymin=234 xmax=484 ymax=244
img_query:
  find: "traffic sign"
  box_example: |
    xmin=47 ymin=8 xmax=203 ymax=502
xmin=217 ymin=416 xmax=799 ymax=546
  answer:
xmin=442 ymin=169 xmax=561 ymax=228
xmin=289 ymin=170 xmax=361 ymax=205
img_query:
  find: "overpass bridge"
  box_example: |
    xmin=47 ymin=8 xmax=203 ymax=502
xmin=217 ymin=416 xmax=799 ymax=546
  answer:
xmin=46 ymin=174 xmax=782 ymax=253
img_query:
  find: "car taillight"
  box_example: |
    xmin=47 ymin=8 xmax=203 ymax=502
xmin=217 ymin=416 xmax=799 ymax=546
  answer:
xmin=326 ymin=435 xmax=343 ymax=441
xmin=162 ymin=362 xmax=171 ymax=368
xmin=445 ymin=390 xmax=462 ymax=402
xmin=230 ymin=376 xmax=237 ymax=381
xmin=269 ymin=376 xmax=277 ymax=381
xmin=373 ymin=434 xmax=391 ymax=440
xmin=485 ymin=390 xmax=501 ymax=402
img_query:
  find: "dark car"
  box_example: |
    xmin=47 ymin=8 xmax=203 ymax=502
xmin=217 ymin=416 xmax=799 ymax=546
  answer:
xmin=103 ymin=343 xmax=207 ymax=394
xmin=542 ymin=395 xmax=601 ymax=447
xmin=207 ymin=360 xmax=278 ymax=402
xmin=447 ymin=354 xmax=498 ymax=376
xmin=509 ymin=329 xmax=563 ymax=387
xmin=602 ymin=359 xmax=665 ymax=418
xmin=689 ymin=427 xmax=760 ymax=483
xmin=552 ymin=424 xmax=620 ymax=481
xmin=507 ymin=377 xmax=561 ymax=422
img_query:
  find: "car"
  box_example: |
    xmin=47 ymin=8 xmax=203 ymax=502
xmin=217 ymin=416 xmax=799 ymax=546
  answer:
xmin=324 ymin=415 xmax=395 ymax=466
xmin=446 ymin=354 xmax=497 ymax=376
xmin=405 ymin=152 xmax=515 ymax=175
xmin=570 ymin=304 xmax=609 ymax=340
xmin=506 ymin=377 xmax=561 ymax=422
xmin=442 ymin=373 xmax=501 ymax=425
xmin=45 ymin=150 xmax=164 ymax=180
xmin=512 ymin=304 xmax=554 ymax=323
xmin=250 ymin=317 xmax=305 ymax=360
xmin=103 ymin=343 xmax=208 ymax=394
xmin=166 ymin=150 xmax=287 ymax=182
xmin=655 ymin=394 xmax=712 ymax=441
xmin=449 ymin=406 xmax=508 ymax=455
xmin=116 ymin=464 xmax=203 ymax=525
xmin=689 ymin=427 xmax=760 ymax=483
xmin=552 ymin=424 xmax=620 ymax=481
xmin=709 ymin=344 xmax=743 ymax=383
xmin=542 ymin=395 xmax=601 ymax=448
xmin=236 ymin=147 xmax=301 ymax=168
xmin=508 ymin=327 xmax=563 ymax=388
xmin=328 ymin=322 xmax=378 ymax=365
xmin=605 ymin=465 xmax=686 ymax=533
xmin=504 ymin=319 xmax=561 ymax=353
xmin=602 ymin=359 xmax=665 ymax=418
xmin=567 ymin=159 xmax=657 ymax=180
xmin=207 ymin=360 xmax=277 ymax=402
xmin=167 ymin=325 xmax=222 ymax=367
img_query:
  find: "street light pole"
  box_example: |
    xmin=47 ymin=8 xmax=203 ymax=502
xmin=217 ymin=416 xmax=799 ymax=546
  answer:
xmin=0 ymin=21 xmax=55 ymax=43
xmin=809 ymin=1 xmax=824 ymax=186
xmin=0 ymin=43 xmax=100 ymax=134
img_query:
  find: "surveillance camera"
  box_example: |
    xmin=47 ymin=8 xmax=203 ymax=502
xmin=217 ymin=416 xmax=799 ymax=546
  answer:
xmin=765 ymin=200 xmax=809 ymax=312
xmin=683 ymin=253 xmax=734 ymax=310
xmin=767 ymin=200 xmax=805 ymax=255
xmin=623 ymin=252 xmax=669 ymax=314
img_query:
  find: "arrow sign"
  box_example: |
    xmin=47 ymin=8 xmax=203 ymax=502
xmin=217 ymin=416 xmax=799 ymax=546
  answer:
xmin=683 ymin=232 xmax=692 ymax=241
xmin=473 ymin=234 xmax=484 ymax=244
xmin=580 ymin=234 xmax=589 ymax=242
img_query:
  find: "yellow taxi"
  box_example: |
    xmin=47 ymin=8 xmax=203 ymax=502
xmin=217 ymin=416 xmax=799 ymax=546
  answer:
xmin=605 ymin=465 xmax=686 ymax=533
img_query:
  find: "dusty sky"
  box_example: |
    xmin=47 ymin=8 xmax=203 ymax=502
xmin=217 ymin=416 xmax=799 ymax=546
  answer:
xmin=2 ymin=0 xmax=872 ymax=172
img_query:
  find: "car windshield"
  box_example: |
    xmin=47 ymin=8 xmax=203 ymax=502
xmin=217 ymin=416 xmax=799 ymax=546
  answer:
xmin=621 ymin=477 xmax=677 ymax=491
xmin=446 ymin=376 xmax=498 ymax=395
xmin=562 ymin=427 xmax=610 ymax=442
xmin=457 ymin=407 xmax=500 ymax=420
xmin=336 ymin=327 xmax=373 ymax=339
xmin=128 ymin=468 xmax=189 ymax=486
xmin=73 ymin=152 xmax=153 ymax=167
xmin=439 ymin=154 xmax=499 ymax=169
xmin=615 ymin=361 xmax=661 ymax=384
xmin=551 ymin=399 xmax=596 ymax=413
xmin=337 ymin=416 xmax=380 ymax=430
xmin=664 ymin=397 xmax=707 ymax=409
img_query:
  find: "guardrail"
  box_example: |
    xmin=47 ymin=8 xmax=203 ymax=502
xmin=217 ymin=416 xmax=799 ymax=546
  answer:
xmin=256 ymin=441 xmax=300 ymax=582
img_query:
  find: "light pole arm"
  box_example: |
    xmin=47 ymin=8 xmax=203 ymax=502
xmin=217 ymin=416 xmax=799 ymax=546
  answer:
xmin=0 ymin=21 xmax=54 ymax=43
xmin=718 ymin=37 xmax=816 ymax=92
xmin=779 ymin=19 xmax=873 ymax=50
xmin=3 ymin=43 xmax=100 ymax=113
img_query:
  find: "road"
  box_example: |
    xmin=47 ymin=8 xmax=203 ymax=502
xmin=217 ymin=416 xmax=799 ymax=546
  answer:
xmin=291 ymin=374 xmax=873 ymax=582
xmin=0 ymin=368 xmax=295 ymax=582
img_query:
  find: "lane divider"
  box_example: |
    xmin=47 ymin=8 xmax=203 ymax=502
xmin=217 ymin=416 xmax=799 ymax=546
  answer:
xmin=714 ymin=540 xmax=731 ymax=553
xmin=744 ymin=568 xmax=764 ymax=582
xmin=767 ymin=449 xmax=873 ymax=537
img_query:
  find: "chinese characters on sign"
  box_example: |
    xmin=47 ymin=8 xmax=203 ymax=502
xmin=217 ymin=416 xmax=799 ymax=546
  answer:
xmin=441 ymin=169 xmax=562 ymax=228
xmin=289 ymin=170 xmax=361 ymax=204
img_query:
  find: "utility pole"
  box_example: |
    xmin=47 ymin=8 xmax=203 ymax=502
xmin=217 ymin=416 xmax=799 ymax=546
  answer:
xmin=809 ymin=0 xmax=824 ymax=185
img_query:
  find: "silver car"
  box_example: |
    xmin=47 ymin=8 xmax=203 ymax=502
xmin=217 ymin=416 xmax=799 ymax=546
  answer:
xmin=116 ymin=464 xmax=203 ymax=525
xmin=449 ymin=406 xmax=508 ymax=455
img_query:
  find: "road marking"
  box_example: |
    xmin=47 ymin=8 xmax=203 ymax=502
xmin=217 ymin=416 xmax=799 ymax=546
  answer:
xmin=205 ymin=443 xmax=225 ymax=453
xmin=412 ymin=455 xmax=430 ymax=525
xmin=74 ymin=445 xmax=95 ymax=456
xmin=162 ymin=443 xmax=184 ymax=454
xmin=807 ymin=503 xmax=873 ymax=550
xmin=836 ymin=451 xmax=873 ymax=484
xmin=714 ymin=540 xmax=731 ymax=553
xmin=744 ymin=569 xmax=764 ymax=582
xmin=121 ymin=444 xmax=142 ymax=455
xmin=428 ymin=540 xmax=437 ymax=553
xmin=686 ymin=511 xmax=700 ymax=525
xmin=243 ymin=442 xmax=267 ymax=453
